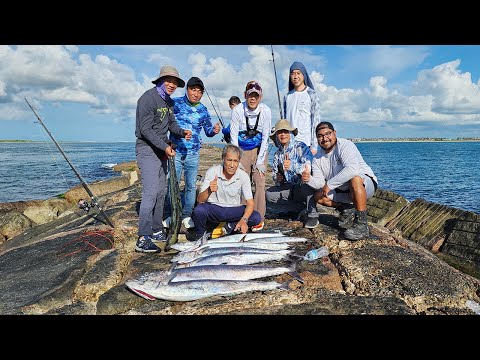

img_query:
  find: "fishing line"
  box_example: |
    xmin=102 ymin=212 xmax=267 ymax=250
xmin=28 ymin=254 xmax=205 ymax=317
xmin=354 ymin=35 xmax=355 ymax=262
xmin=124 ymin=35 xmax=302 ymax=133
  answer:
xmin=212 ymin=88 xmax=227 ymax=123
xmin=56 ymin=228 xmax=115 ymax=258
xmin=26 ymin=98 xmax=114 ymax=228
xmin=204 ymin=88 xmax=225 ymax=129
xmin=35 ymin=120 xmax=73 ymax=192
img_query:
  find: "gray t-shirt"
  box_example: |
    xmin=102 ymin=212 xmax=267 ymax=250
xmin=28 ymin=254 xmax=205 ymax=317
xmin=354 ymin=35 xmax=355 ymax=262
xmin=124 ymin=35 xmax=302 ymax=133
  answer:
xmin=200 ymin=164 xmax=253 ymax=207
xmin=307 ymin=137 xmax=377 ymax=191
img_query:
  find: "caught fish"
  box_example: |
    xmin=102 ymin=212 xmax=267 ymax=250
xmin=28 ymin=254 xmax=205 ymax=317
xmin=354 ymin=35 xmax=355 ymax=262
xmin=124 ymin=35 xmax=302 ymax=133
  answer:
xmin=174 ymin=250 xmax=292 ymax=268
xmin=247 ymin=236 xmax=309 ymax=244
xmin=170 ymin=232 xmax=287 ymax=252
xmin=214 ymin=232 xmax=286 ymax=242
xmin=179 ymin=241 xmax=290 ymax=253
xmin=126 ymin=278 xmax=289 ymax=301
xmin=172 ymin=246 xmax=293 ymax=264
xmin=165 ymin=148 xmax=182 ymax=250
xmin=168 ymin=264 xmax=303 ymax=283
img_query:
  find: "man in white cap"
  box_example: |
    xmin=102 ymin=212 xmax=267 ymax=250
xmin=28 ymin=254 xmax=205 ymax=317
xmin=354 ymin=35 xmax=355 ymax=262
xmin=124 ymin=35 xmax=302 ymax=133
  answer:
xmin=266 ymin=119 xmax=314 ymax=216
xmin=230 ymin=80 xmax=272 ymax=232
xmin=134 ymin=65 xmax=192 ymax=253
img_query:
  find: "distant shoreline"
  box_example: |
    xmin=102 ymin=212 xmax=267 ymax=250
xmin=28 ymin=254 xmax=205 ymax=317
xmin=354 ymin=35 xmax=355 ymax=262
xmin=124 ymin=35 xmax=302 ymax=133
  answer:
xmin=207 ymin=139 xmax=480 ymax=145
xmin=351 ymin=139 xmax=480 ymax=143
xmin=2 ymin=139 xmax=480 ymax=144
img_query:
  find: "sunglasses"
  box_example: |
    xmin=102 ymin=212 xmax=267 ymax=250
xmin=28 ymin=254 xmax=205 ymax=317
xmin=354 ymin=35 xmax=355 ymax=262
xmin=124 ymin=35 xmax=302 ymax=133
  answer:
xmin=246 ymin=82 xmax=262 ymax=91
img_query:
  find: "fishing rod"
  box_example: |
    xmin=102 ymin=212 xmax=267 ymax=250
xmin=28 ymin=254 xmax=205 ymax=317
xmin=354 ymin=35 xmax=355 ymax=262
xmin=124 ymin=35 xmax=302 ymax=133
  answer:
xmin=212 ymin=88 xmax=223 ymax=118
xmin=204 ymin=88 xmax=225 ymax=128
xmin=25 ymin=98 xmax=114 ymax=228
xmin=204 ymin=88 xmax=230 ymax=143
xmin=271 ymin=45 xmax=283 ymax=120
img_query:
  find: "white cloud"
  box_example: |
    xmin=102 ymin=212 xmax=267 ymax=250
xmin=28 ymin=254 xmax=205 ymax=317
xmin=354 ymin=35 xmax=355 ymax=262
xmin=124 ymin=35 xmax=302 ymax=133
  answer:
xmin=413 ymin=59 xmax=480 ymax=114
xmin=1 ymin=45 xmax=479 ymax=134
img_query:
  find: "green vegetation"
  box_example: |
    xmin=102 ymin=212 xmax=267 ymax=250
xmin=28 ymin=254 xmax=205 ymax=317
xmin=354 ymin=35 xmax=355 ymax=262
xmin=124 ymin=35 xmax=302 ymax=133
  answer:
xmin=56 ymin=194 xmax=66 ymax=199
xmin=0 ymin=140 xmax=34 ymax=142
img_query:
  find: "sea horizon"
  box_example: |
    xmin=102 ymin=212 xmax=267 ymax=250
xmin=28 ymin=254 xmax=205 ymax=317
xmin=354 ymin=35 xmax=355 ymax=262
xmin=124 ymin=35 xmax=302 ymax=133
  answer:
xmin=1 ymin=141 xmax=479 ymax=215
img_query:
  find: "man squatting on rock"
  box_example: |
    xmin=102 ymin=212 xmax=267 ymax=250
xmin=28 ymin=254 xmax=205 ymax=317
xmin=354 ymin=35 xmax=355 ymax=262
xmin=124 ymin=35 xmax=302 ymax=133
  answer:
xmin=302 ymin=121 xmax=378 ymax=240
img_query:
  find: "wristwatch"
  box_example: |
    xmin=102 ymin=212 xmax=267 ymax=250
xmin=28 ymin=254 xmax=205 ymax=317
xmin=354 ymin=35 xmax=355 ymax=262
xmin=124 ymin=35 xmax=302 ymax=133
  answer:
xmin=242 ymin=217 xmax=248 ymax=223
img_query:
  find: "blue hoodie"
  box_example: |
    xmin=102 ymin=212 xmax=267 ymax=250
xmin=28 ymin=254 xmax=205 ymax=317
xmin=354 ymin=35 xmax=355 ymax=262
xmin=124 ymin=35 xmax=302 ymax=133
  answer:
xmin=288 ymin=61 xmax=315 ymax=91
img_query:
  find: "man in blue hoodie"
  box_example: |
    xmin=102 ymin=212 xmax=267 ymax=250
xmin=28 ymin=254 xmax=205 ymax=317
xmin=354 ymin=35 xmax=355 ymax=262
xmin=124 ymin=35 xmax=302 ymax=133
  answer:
xmin=283 ymin=61 xmax=322 ymax=155
xmin=163 ymin=76 xmax=220 ymax=230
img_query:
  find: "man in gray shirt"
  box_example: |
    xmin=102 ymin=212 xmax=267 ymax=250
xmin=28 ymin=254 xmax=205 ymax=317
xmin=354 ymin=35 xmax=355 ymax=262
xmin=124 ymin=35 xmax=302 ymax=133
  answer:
xmin=301 ymin=122 xmax=378 ymax=240
xmin=135 ymin=65 xmax=192 ymax=253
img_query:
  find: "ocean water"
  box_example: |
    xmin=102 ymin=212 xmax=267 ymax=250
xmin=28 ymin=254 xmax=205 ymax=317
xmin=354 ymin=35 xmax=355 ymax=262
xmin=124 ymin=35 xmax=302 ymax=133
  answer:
xmin=1 ymin=141 xmax=479 ymax=214
xmin=0 ymin=142 xmax=136 ymax=203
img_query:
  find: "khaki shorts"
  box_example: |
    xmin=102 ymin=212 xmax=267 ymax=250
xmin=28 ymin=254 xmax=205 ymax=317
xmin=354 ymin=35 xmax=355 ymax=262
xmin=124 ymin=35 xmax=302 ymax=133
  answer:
xmin=330 ymin=175 xmax=377 ymax=204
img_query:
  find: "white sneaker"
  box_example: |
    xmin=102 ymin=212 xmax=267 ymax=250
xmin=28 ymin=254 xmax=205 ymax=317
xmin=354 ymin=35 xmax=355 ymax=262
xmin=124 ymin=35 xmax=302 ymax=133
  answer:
xmin=182 ymin=217 xmax=195 ymax=229
xmin=162 ymin=217 xmax=171 ymax=228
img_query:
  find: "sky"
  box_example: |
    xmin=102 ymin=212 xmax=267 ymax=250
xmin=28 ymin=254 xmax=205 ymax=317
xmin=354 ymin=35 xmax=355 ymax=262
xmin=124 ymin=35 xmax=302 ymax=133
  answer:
xmin=1 ymin=44 xmax=480 ymax=142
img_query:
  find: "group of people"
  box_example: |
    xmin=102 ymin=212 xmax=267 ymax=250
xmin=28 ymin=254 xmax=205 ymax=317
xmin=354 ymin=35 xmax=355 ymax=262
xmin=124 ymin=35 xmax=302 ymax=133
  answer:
xmin=134 ymin=62 xmax=378 ymax=253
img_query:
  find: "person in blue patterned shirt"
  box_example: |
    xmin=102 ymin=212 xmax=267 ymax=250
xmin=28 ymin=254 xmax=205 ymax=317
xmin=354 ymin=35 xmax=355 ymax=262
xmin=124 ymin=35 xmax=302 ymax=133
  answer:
xmin=266 ymin=119 xmax=314 ymax=216
xmin=164 ymin=77 xmax=220 ymax=229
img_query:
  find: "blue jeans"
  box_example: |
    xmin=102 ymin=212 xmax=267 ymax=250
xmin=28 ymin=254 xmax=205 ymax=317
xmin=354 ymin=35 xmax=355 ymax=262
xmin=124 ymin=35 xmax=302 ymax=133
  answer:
xmin=165 ymin=152 xmax=199 ymax=219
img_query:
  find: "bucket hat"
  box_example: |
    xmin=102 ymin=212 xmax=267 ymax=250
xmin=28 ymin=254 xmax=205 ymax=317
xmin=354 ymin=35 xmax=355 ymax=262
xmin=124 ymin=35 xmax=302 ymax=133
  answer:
xmin=152 ymin=65 xmax=185 ymax=87
xmin=269 ymin=119 xmax=298 ymax=141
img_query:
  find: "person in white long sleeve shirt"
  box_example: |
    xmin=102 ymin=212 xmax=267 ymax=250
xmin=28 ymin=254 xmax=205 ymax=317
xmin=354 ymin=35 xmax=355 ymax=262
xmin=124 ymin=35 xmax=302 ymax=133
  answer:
xmin=230 ymin=80 xmax=272 ymax=231
xmin=283 ymin=61 xmax=322 ymax=155
xmin=301 ymin=121 xmax=378 ymax=240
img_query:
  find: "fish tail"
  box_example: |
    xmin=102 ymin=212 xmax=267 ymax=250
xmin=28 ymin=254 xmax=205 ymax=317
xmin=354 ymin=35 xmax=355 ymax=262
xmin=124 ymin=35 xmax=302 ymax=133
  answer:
xmin=287 ymin=270 xmax=304 ymax=284
xmin=127 ymin=286 xmax=156 ymax=300
xmin=278 ymin=282 xmax=291 ymax=291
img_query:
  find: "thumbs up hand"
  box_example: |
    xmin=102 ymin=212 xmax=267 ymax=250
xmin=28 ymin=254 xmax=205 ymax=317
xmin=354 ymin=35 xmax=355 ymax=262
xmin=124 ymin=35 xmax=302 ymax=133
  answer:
xmin=209 ymin=175 xmax=218 ymax=192
xmin=283 ymin=153 xmax=291 ymax=172
xmin=301 ymin=163 xmax=310 ymax=183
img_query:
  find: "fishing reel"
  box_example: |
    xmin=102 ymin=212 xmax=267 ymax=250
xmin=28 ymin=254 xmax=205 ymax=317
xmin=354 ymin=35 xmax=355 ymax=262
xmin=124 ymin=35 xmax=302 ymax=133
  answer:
xmin=78 ymin=199 xmax=95 ymax=213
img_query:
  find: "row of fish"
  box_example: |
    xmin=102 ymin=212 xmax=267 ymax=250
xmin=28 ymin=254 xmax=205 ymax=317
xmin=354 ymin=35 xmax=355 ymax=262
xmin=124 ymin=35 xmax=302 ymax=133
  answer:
xmin=125 ymin=231 xmax=312 ymax=302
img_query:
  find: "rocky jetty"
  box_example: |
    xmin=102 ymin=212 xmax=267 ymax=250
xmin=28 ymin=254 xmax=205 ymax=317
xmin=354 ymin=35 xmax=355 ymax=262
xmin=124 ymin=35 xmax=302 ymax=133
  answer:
xmin=1 ymin=144 xmax=479 ymax=315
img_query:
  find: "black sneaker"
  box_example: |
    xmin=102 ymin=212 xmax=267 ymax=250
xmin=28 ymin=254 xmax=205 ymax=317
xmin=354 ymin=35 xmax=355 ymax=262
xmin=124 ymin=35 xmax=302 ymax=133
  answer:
xmin=222 ymin=222 xmax=236 ymax=236
xmin=135 ymin=236 xmax=161 ymax=253
xmin=151 ymin=229 xmax=167 ymax=243
xmin=304 ymin=216 xmax=319 ymax=229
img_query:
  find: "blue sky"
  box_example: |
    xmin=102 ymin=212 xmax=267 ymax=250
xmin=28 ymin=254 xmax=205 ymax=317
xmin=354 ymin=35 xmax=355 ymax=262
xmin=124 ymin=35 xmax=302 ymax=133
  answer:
xmin=1 ymin=45 xmax=480 ymax=141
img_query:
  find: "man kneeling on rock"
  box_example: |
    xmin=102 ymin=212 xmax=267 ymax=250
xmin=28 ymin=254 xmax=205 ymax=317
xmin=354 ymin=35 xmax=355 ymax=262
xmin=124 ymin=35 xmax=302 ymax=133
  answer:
xmin=301 ymin=121 xmax=378 ymax=240
xmin=191 ymin=144 xmax=262 ymax=240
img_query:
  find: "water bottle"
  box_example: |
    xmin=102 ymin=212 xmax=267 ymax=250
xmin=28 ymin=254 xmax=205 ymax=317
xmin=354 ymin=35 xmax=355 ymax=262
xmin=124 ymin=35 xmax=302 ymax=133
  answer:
xmin=304 ymin=246 xmax=329 ymax=261
xmin=466 ymin=300 xmax=480 ymax=315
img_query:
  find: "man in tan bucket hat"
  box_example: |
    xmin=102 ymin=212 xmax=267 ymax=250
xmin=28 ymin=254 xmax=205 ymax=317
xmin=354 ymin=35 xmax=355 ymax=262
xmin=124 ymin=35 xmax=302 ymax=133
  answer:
xmin=152 ymin=65 xmax=186 ymax=88
xmin=266 ymin=118 xmax=314 ymax=220
xmin=134 ymin=65 xmax=192 ymax=253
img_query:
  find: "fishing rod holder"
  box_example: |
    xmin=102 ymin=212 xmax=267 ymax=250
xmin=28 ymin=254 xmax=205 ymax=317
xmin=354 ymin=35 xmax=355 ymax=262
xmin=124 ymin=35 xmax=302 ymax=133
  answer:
xmin=78 ymin=199 xmax=95 ymax=213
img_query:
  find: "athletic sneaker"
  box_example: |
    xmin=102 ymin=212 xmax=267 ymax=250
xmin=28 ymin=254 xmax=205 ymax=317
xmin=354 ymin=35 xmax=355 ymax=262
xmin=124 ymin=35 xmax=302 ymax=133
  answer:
xmin=135 ymin=236 xmax=161 ymax=253
xmin=182 ymin=217 xmax=195 ymax=229
xmin=151 ymin=229 xmax=167 ymax=243
xmin=304 ymin=216 xmax=319 ymax=229
xmin=251 ymin=221 xmax=264 ymax=232
xmin=222 ymin=222 xmax=236 ymax=236
xmin=162 ymin=217 xmax=171 ymax=228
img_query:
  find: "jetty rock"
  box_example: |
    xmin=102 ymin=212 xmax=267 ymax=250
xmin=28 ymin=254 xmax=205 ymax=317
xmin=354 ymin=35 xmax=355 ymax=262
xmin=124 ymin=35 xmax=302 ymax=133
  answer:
xmin=0 ymin=144 xmax=479 ymax=315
